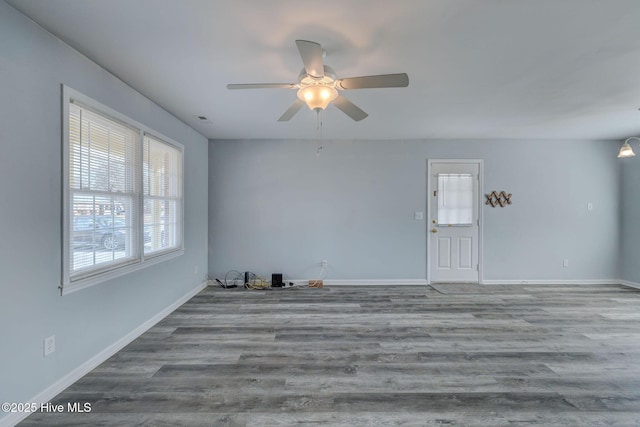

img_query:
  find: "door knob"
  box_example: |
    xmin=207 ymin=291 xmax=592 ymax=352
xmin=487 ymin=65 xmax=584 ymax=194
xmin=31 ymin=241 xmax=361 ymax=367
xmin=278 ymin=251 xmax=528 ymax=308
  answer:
xmin=431 ymin=228 xmax=438 ymax=233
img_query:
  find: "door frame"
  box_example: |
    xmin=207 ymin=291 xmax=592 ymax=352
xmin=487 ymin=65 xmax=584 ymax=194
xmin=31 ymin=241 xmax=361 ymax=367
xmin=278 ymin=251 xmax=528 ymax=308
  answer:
xmin=426 ymin=159 xmax=484 ymax=284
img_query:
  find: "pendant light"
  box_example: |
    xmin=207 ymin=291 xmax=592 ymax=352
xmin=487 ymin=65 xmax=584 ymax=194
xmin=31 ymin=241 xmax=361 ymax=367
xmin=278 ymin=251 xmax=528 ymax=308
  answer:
xmin=618 ymin=137 xmax=640 ymax=158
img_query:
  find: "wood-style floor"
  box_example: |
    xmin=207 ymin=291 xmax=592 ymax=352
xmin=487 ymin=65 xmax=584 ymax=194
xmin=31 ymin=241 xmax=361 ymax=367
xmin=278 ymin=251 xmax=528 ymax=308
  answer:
xmin=20 ymin=283 xmax=640 ymax=426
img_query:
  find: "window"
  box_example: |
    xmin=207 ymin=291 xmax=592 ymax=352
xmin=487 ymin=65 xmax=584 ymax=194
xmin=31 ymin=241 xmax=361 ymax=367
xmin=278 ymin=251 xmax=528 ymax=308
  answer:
xmin=437 ymin=173 xmax=473 ymax=226
xmin=143 ymin=134 xmax=183 ymax=255
xmin=62 ymin=86 xmax=183 ymax=294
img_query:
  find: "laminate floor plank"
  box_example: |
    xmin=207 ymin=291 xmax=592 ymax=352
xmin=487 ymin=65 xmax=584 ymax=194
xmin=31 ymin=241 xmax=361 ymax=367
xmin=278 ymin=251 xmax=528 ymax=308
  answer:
xmin=18 ymin=284 xmax=640 ymax=426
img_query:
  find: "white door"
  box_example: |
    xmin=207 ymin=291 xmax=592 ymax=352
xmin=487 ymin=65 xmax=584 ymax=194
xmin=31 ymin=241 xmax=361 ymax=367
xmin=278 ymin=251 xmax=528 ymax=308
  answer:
xmin=428 ymin=161 xmax=481 ymax=283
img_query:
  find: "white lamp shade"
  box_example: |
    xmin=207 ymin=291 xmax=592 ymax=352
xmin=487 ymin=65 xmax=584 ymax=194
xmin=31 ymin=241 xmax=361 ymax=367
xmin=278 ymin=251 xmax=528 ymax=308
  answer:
xmin=297 ymin=85 xmax=338 ymax=110
xmin=618 ymin=142 xmax=636 ymax=158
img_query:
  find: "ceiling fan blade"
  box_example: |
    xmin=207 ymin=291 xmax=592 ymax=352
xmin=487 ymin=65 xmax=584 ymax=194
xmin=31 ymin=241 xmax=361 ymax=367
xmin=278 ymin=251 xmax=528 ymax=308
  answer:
xmin=335 ymin=73 xmax=409 ymax=90
xmin=295 ymin=40 xmax=324 ymax=78
xmin=227 ymin=83 xmax=297 ymax=89
xmin=278 ymin=99 xmax=305 ymax=122
xmin=332 ymin=96 xmax=368 ymax=121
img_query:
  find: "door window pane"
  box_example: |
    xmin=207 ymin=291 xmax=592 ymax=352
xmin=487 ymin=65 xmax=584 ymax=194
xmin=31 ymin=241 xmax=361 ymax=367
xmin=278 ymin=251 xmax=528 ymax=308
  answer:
xmin=437 ymin=173 xmax=473 ymax=225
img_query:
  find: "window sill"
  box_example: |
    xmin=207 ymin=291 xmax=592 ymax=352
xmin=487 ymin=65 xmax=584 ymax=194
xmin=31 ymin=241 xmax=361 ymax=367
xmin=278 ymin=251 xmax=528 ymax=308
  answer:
xmin=60 ymin=248 xmax=184 ymax=296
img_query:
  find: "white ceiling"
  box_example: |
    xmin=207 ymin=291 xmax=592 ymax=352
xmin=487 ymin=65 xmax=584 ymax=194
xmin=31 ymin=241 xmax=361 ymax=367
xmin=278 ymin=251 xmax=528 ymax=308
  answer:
xmin=7 ymin=0 xmax=640 ymax=140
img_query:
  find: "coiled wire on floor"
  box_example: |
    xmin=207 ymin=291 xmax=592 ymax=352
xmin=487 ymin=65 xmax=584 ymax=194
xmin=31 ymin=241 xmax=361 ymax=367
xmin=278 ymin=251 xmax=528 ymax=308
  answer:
xmin=210 ymin=270 xmax=317 ymax=290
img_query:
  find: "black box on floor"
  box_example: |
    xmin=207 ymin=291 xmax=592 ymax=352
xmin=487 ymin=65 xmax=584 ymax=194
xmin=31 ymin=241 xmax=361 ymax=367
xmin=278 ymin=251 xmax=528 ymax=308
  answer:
xmin=272 ymin=273 xmax=283 ymax=287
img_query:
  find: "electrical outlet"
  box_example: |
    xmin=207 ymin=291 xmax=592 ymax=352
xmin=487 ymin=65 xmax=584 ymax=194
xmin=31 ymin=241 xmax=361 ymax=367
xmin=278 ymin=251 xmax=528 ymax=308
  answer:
xmin=321 ymin=260 xmax=328 ymax=268
xmin=563 ymin=259 xmax=569 ymax=268
xmin=44 ymin=335 xmax=55 ymax=357
xmin=194 ymin=265 xmax=198 ymax=275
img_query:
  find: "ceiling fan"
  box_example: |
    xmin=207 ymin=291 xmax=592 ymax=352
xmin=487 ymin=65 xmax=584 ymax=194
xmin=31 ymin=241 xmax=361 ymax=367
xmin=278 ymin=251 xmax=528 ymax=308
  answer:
xmin=227 ymin=40 xmax=409 ymax=122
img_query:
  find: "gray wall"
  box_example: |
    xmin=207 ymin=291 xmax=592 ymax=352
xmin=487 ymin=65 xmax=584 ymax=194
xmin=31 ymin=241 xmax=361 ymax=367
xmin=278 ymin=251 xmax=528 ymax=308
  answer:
xmin=209 ymin=138 xmax=620 ymax=282
xmin=0 ymin=1 xmax=208 ymax=415
xmin=621 ymin=156 xmax=640 ymax=283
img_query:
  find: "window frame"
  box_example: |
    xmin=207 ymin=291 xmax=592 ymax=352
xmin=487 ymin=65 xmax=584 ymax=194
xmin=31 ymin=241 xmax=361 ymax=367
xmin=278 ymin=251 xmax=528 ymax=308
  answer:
xmin=142 ymin=132 xmax=184 ymax=258
xmin=61 ymin=85 xmax=184 ymax=295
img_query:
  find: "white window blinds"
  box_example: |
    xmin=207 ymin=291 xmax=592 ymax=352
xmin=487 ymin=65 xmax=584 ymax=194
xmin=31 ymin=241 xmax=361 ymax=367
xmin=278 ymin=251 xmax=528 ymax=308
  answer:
xmin=143 ymin=134 xmax=183 ymax=255
xmin=68 ymin=102 xmax=141 ymax=278
xmin=62 ymin=86 xmax=184 ymax=294
xmin=437 ymin=173 xmax=474 ymax=226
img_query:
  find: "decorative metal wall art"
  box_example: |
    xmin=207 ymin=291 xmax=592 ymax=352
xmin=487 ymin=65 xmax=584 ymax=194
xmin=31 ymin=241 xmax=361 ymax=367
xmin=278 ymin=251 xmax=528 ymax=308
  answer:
xmin=485 ymin=191 xmax=512 ymax=207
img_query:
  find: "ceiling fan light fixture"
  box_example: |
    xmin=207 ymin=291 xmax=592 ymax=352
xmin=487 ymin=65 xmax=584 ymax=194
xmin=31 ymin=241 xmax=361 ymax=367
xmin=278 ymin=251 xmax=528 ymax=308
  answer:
xmin=618 ymin=142 xmax=635 ymax=158
xmin=227 ymin=40 xmax=408 ymax=121
xmin=297 ymin=85 xmax=338 ymax=110
xmin=618 ymin=137 xmax=640 ymax=158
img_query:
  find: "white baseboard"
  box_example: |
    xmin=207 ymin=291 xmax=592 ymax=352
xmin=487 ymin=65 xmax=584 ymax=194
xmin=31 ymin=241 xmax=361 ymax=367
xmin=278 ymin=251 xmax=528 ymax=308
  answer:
xmin=293 ymin=279 xmax=626 ymax=287
xmin=0 ymin=281 xmax=206 ymax=427
xmin=620 ymin=280 xmax=640 ymax=290
xmin=481 ymin=279 xmax=620 ymax=285
xmin=316 ymin=279 xmax=429 ymax=286
xmin=300 ymin=279 xmax=625 ymax=287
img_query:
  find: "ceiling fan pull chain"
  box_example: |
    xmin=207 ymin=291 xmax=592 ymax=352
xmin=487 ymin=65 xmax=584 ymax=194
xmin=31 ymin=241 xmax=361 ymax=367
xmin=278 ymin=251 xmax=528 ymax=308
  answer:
xmin=316 ymin=109 xmax=324 ymax=156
